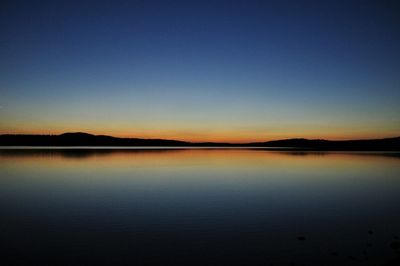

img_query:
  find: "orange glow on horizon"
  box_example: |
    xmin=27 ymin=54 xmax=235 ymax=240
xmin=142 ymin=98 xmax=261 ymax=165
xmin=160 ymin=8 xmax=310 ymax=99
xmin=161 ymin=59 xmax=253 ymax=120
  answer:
xmin=0 ymin=127 xmax=398 ymax=143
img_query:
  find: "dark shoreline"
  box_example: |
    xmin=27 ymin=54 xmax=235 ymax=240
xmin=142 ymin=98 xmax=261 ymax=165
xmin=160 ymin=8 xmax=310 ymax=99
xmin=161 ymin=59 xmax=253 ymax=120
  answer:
xmin=1 ymin=132 xmax=400 ymax=151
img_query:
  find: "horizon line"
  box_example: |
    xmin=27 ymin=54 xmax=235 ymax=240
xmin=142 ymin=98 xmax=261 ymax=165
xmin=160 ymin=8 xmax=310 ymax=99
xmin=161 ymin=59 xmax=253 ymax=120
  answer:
xmin=1 ymin=131 xmax=400 ymax=144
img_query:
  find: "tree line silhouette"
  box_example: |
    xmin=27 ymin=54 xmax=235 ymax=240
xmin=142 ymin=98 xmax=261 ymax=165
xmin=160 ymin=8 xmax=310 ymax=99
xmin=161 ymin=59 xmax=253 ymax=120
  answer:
xmin=1 ymin=132 xmax=399 ymax=150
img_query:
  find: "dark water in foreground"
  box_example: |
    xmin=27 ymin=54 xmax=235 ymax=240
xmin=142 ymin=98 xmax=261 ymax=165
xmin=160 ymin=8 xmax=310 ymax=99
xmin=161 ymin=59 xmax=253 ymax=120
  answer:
xmin=1 ymin=149 xmax=400 ymax=266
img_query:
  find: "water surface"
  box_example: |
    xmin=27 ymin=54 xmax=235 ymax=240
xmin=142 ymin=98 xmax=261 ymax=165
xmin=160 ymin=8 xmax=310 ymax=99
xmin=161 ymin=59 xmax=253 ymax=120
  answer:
xmin=1 ymin=149 xmax=399 ymax=265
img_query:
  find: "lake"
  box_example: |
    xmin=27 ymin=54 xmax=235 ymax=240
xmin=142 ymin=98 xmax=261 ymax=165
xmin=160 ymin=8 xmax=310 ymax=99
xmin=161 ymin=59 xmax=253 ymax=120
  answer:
xmin=1 ymin=148 xmax=399 ymax=265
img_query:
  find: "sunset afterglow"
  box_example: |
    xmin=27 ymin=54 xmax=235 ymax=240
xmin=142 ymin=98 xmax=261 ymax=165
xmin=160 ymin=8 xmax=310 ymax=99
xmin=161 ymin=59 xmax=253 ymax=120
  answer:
xmin=1 ymin=1 xmax=399 ymax=142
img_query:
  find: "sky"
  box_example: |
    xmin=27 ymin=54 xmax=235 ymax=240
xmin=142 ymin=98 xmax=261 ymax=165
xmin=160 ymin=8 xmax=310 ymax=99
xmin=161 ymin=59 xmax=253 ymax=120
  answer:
xmin=1 ymin=0 xmax=399 ymax=142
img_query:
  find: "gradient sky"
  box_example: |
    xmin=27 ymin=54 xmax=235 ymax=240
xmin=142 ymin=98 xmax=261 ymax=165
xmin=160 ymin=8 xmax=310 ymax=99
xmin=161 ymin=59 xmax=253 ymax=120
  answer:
xmin=1 ymin=0 xmax=399 ymax=142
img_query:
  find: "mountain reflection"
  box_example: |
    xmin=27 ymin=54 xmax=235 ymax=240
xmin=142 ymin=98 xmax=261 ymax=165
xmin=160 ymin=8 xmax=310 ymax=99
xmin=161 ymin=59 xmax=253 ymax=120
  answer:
xmin=1 ymin=148 xmax=399 ymax=160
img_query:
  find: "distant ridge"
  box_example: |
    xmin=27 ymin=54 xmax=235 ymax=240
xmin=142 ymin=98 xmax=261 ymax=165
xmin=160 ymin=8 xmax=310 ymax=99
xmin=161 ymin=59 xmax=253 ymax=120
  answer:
xmin=0 ymin=132 xmax=400 ymax=151
xmin=0 ymin=132 xmax=188 ymax=147
xmin=247 ymin=137 xmax=400 ymax=150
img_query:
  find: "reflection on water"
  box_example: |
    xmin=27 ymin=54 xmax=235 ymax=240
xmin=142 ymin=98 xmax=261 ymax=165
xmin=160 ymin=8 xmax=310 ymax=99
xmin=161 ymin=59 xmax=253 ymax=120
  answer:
xmin=1 ymin=149 xmax=400 ymax=265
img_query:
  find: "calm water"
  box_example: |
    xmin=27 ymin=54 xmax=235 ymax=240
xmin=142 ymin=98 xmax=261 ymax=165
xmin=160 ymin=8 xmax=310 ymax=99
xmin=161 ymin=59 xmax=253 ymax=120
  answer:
xmin=1 ymin=149 xmax=400 ymax=265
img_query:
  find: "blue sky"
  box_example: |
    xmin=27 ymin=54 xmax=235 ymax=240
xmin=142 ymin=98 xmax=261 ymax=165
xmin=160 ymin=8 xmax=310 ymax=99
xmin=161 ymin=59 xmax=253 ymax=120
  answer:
xmin=1 ymin=0 xmax=399 ymax=141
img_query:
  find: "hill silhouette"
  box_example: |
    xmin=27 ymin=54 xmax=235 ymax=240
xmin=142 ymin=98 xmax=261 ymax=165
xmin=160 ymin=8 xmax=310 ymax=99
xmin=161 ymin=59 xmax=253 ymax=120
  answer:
xmin=0 ymin=132 xmax=188 ymax=147
xmin=0 ymin=132 xmax=400 ymax=150
xmin=248 ymin=137 xmax=400 ymax=151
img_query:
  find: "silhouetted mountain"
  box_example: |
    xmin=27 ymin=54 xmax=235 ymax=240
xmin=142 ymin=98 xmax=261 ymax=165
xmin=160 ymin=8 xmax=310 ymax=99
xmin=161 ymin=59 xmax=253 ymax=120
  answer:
xmin=0 ymin=132 xmax=399 ymax=150
xmin=0 ymin=132 xmax=189 ymax=147
xmin=248 ymin=137 xmax=400 ymax=151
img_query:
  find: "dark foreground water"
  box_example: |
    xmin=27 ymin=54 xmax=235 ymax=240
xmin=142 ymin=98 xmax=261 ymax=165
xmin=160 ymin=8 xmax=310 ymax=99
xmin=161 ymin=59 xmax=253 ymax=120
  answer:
xmin=1 ymin=149 xmax=400 ymax=266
